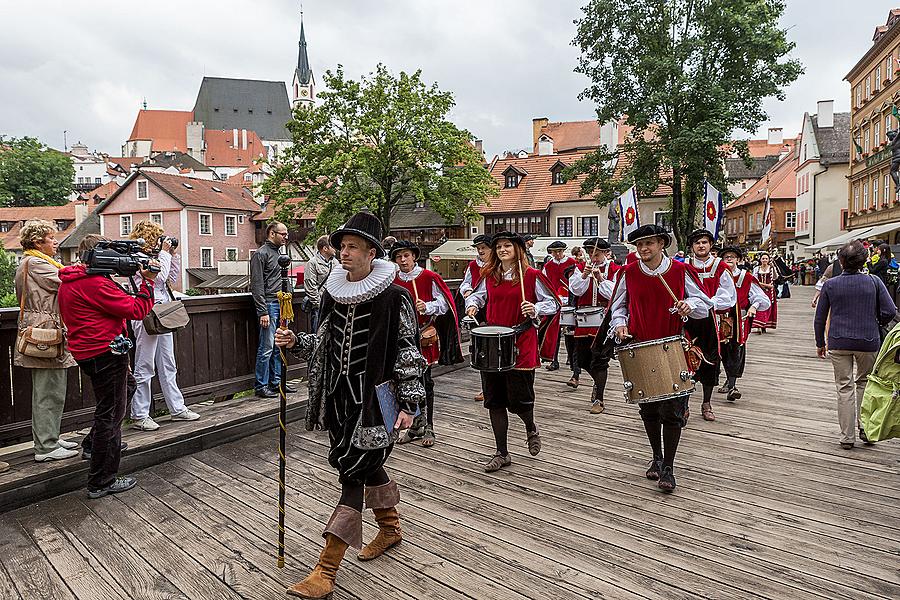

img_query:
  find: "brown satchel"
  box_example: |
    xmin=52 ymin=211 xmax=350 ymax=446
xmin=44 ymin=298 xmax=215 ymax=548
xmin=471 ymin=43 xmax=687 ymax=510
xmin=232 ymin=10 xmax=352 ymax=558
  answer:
xmin=16 ymin=258 xmax=65 ymax=359
xmin=717 ymin=314 xmax=734 ymax=342
xmin=142 ymin=283 xmax=190 ymax=335
xmin=420 ymin=323 xmax=440 ymax=350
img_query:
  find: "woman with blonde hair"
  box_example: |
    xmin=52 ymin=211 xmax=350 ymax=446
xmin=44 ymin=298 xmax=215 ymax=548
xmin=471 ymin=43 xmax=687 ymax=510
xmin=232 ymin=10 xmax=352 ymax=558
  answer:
xmin=464 ymin=231 xmax=560 ymax=472
xmin=128 ymin=220 xmax=199 ymax=431
xmin=15 ymin=219 xmax=79 ymax=461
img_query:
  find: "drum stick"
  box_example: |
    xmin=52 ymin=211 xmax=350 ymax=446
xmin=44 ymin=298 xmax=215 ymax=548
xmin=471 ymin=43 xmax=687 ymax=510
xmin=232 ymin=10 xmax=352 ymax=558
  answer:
xmin=656 ymin=273 xmax=689 ymax=323
xmin=411 ymin=278 xmax=419 ymax=303
xmin=518 ymin=261 xmax=526 ymax=304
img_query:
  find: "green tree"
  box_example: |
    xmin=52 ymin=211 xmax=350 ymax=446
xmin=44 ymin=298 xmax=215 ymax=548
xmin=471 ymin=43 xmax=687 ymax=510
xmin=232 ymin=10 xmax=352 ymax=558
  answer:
xmin=569 ymin=0 xmax=802 ymax=248
xmin=262 ymin=64 xmax=497 ymax=236
xmin=0 ymin=245 xmax=18 ymax=307
xmin=0 ymin=136 xmax=74 ymax=207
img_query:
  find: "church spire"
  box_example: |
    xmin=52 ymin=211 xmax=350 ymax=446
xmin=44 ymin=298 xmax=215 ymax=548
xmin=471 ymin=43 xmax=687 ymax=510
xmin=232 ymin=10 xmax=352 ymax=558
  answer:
xmin=292 ymin=9 xmax=315 ymax=109
xmin=296 ymin=13 xmax=312 ymax=86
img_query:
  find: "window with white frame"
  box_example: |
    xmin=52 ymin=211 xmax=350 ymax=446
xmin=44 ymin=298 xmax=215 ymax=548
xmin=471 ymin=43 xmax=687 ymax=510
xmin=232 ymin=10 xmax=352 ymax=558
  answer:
xmin=888 ymin=56 xmax=893 ymax=78
xmin=225 ymin=248 xmax=238 ymax=261
xmin=238 ymin=215 xmax=245 ymax=224
xmin=876 ymin=67 xmax=882 ymax=91
xmin=225 ymin=214 xmax=237 ymax=236
xmin=875 ymin=122 xmax=881 ymax=147
xmin=150 ymin=213 xmax=162 ymax=226
xmin=865 ymin=128 xmax=871 ymax=153
xmin=866 ymin=76 xmax=871 ymax=99
xmin=200 ymin=247 xmax=213 ymax=268
xmin=785 ymin=211 xmax=796 ymax=229
xmin=855 ymin=86 xmax=861 ymax=108
xmin=873 ymin=177 xmax=879 ymax=207
xmin=137 ymin=180 xmax=148 ymax=199
xmin=886 ymin=173 xmax=891 ymax=204
xmin=557 ymin=217 xmax=573 ymax=237
xmin=505 ymin=174 xmax=519 ymax=188
xmin=853 ymin=184 xmax=860 ymax=212
xmin=120 ymin=215 xmax=132 ymax=236
xmin=580 ymin=216 xmax=599 ymax=237
xmin=887 ymin=115 xmax=893 ymax=136
xmin=94 ymin=177 xmax=101 ymax=184
xmin=864 ymin=182 xmax=870 ymax=209
xmin=199 ymin=213 xmax=212 ymax=235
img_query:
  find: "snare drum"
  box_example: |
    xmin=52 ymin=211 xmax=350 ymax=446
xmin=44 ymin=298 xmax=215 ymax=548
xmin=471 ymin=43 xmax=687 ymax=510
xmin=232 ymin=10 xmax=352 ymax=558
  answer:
xmin=574 ymin=306 xmax=606 ymax=328
xmin=614 ymin=335 xmax=695 ymax=404
xmin=559 ymin=307 xmax=577 ymax=327
xmin=470 ymin=326 xmax=518 ymax=372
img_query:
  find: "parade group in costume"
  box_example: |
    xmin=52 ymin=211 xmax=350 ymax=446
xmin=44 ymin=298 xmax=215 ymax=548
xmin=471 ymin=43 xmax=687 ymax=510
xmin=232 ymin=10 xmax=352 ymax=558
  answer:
xmin=542 ymin=240 xmax=577 ymax=372
xmin=390 ymin=240 xmax=463 ymax=446
xmin=752 ymin=251 xmax=779 ymax=332
xmin=685 ymin=228 xmax=737 ymax=422
xmin=459 ymin=234 xmax=493 ymax=402
xmin=465 ymin=231 xmax=560 ymax=473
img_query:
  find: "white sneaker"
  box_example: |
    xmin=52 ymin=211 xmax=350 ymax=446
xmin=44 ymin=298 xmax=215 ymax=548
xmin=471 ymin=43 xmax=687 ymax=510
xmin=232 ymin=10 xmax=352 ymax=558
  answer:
xmin=171 ymin=409 xmax=200 ymax=421
xmin=132 ymin=416 xmax=160 ymax=431
xmin=35 ymin=447 xmax=79 ymax=462
xmin=57 ymin=439 xmax=79 ymax=450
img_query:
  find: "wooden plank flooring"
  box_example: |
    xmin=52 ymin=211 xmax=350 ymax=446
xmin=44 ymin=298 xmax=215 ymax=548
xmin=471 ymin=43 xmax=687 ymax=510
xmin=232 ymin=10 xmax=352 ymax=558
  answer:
xmin=0 ymin=285 xmax=898 ymax=599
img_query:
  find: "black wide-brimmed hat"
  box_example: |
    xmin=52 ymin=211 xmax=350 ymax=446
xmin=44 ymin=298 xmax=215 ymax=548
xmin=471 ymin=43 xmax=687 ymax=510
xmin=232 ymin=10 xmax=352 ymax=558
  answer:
xmin=547 ymin=240 xmax=568 ymax=250
xmin=523 ymin=234 xmax=538 ymax=242
xmin=471 ymin=234 xmax=492 ymax=247
xmin=389 ymin=239 xmax=420 ymax=261
xmin=329 ymin=211 xmax=385 ymax=258
xmin=583 ymin=237 xmax=611 ymax=251
xmin=719 ymin=245 xmax=743 ymax=259
xmin=627 ymin=224 xmax=672 ymax=247
xmin=491 ymin=230 xmax=527 ymax=249
xmin=687 ymin=228 xmax=715 ymax=245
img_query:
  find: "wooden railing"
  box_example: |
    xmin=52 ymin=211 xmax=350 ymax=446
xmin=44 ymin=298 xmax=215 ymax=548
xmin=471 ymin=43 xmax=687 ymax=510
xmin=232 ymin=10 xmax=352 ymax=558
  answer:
xmin=0 ymin=293 xmax=311 ymax=448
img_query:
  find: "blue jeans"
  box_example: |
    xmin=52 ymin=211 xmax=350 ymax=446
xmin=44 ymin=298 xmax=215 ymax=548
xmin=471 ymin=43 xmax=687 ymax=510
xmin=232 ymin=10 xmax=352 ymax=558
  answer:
xmin=255 ymin=301 xmax=283 ymax=391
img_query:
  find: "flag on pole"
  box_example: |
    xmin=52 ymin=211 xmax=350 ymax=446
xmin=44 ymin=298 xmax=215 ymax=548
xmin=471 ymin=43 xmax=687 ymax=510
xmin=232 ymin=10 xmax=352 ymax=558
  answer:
xmin=760 ymin=189 xmax=773 ymax=244
xmin=703 ymin=181 xmax=724 ymax=240
xmin=618 ymin=185 xmax=640 ymax=241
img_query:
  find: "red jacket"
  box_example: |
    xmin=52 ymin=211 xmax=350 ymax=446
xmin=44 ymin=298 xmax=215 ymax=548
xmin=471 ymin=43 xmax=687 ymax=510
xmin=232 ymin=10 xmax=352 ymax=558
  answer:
xmin=58 ymin=265 xmax=155 ymax=361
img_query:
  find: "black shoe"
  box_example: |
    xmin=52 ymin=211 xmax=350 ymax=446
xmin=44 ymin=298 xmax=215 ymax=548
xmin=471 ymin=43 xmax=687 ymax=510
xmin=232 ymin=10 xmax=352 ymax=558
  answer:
xmin=859 ymin=428 xmax=874 ymax=445
xmin=645 ymin=458 xmax=663 ymax=481
xmin=81 ymin=441 xmax=128 ymax=461
xmin=255 ymin=387 xmax=278 ymax=399
xmin=271 ymin=382 xmax=298 ymax=394
xmin=657 ymin=466 xmax=676 ymax=492
xmin=546 ymin=361 xmax=560 ymax=372
xmin=87 ymin=476 xmax=136 ymax=499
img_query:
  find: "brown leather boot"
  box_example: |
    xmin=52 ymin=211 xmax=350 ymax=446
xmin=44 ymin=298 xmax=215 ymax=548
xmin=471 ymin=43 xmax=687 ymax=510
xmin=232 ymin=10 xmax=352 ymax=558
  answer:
xmin=358 ymin=480 xmax=402 ymax=561
xmin=286 ymin=534 xmax=349 ymax=598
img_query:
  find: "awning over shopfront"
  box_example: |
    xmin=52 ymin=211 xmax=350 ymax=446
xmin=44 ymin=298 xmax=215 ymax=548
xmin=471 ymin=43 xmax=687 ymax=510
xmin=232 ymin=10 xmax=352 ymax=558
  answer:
xmin=808 ymin=222 xmax=900 ymax=250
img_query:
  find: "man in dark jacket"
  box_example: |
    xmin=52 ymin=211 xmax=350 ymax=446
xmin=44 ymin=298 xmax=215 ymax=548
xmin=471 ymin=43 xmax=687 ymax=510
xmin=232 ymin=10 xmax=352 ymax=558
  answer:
xmin=250 ymin=222 xmax=297 ymax=398
xmin=58 ymin=260 xmax=156 ymax=498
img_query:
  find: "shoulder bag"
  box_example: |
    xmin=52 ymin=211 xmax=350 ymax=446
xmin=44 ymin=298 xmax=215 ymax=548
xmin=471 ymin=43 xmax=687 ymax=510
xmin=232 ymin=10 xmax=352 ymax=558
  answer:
xmin=142 ymin=282 xmax=190 ymax=335
xmin=16 ymin=258 xmax=65 ymax=359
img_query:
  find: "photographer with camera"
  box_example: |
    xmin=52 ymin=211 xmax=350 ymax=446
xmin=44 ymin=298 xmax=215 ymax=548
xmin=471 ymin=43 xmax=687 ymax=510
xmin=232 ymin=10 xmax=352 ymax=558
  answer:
xmin=127 ymin=221 xmax=199 ymax=431
xmin=58 ymin=239 xmax=158 ymax=499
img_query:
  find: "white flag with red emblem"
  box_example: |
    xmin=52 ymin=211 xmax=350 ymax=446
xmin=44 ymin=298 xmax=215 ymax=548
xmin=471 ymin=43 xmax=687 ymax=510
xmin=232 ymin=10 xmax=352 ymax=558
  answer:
xmin=703 ymin=181 xmax=723 ymax=240
xmin=618 ymin=185 xmax=640 ymax=241
xmin=760 ymin=188 xmax=773 ymax=244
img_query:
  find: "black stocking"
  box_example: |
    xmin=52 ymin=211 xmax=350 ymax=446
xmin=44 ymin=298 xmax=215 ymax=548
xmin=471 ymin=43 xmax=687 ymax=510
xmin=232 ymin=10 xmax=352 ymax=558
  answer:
xmin=702 ymin=382 xmax=713 ymax=404
xmin=365 ymin=467 xmax=390 ymax=488
xmin=489 ymin=408 xmax=509 ymax=456
xmin=425 ymin=395 xmax=434 ymax=427
xmin=643 ymin=418 xmax=663 ymax=461
xmin=662 ymin=424 xmax=681 ymax=468
xmin=338 ymin=482 xmax=364 ymax=511
xmin=518 ymin=408 xmax=537 ymax=433
xmin=590 ymin=368 xmax=608 ymax=402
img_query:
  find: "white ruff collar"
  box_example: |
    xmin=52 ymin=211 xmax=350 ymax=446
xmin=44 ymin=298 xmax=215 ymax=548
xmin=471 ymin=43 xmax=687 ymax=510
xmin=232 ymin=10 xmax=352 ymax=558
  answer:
xmin=397 ymin=265 xmax=423 ymax=282
xmin=326 ymin=259 xmax=398 ymax=305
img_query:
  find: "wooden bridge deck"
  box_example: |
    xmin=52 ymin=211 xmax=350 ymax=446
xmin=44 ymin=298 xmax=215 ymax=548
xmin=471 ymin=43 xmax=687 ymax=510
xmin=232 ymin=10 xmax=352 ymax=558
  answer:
xmin=1 ymin=286 xmax=898 ymax=599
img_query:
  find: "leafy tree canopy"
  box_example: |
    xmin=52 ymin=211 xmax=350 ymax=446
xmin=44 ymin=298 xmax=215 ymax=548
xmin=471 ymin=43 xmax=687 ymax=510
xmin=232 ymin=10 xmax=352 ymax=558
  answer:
xmin=0 ymin=136 xmax=74 ymax=207
xmin=262 ymin=64 xmax=497 ymax=237
xmin=569 ymin=0 xmax=802 ymax=247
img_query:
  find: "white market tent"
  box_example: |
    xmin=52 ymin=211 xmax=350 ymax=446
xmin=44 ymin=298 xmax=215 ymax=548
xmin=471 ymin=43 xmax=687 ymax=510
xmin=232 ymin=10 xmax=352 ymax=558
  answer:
xmin=806 ymin=222 xmax=900 ymax=251
xmin=428 ymin=237 xmax=594 ymax=263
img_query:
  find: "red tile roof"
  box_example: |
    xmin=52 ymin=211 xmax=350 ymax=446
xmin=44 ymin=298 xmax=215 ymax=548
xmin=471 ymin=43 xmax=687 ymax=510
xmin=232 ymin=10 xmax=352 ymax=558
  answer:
xmin=129 ymin=172 xmax=261 ymax=213
xmin=742 ymin=137 xmax=797 ymax=159
xmin=127 ymin=110 xmax=194 ymax=152
xmin=537 ymin=118 xmax=633 ymax=154
xmin=0 ymin=204 xmax=81 ymax=252
xmin=726 ymin=147 xmax=798 ymax=210
xmin=204 ymin=129 xmax=267 ymax=167
xmin=77 ymin=181 xmax=120 ymax=203
xmin=254 ymin=196 xmax=318 ymax=221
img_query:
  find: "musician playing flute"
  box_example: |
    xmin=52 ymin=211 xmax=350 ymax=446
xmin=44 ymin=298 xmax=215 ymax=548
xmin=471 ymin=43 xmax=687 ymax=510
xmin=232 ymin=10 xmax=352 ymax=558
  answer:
xmin=567 ymin=237 xmax=620 ymax=412
xmin=275 ymin=212 xmax=427 ymax=599
xmin=390 ymin=240 xmax=463 ymax=447
xmin=606 ymin=224 xmax=714 ymax=492
xmin=685 ymin=228 xmax=737 ymax=421
xmin=542 ymin=240 xmax=577 ymax=372
xmin=464 ymin=231 xmax=560 ymax=473
xmin=718 ymin=246 xmax=770 ymax=400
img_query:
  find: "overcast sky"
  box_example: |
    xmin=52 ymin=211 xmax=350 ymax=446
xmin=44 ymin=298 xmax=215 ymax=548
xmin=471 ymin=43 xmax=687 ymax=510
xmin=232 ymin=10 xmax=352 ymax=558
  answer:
xmin=0 ymin=1 xmax=894 ymax=159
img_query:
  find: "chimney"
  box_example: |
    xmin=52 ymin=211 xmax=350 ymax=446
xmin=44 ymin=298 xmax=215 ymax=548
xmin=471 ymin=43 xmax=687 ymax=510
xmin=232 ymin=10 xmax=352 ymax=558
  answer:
xmin=767 ymin=127 xmax=783 ymax=146
xmin=474 ymin=139 xmax=483 ymax=155
xmin=186 ymin=121 xmax=205 ymax=162
xmin=242 ymin=129 xmax=248 ymax=150
xmin=232 ymin=128 xmax=238 ymax=148
xmin=74 ymin=201 xmax=89 ymax=226
xmin=817 ymin=100 xmax=834 ymax=128
xmin=532 ymin=117 xmax=549 ymax=153
xmin=537 ymin=135 xmax=554 ymax=156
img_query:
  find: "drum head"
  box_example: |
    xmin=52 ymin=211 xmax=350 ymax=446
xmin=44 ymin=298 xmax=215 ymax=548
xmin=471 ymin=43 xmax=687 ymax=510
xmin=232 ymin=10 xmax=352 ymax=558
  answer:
xmin=472 ymin=326 xmax=515 ymax=335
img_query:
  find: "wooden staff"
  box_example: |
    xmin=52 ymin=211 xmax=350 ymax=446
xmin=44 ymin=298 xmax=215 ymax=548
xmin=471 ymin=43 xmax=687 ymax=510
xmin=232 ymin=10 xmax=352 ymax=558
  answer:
xmin=275 ymin=254 xmax=293 ymax=569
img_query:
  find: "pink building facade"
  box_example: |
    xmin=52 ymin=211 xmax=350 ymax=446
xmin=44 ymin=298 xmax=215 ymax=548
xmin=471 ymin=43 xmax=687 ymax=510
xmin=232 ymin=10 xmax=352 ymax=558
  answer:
xmin=99 ymin=172 xmax=261 ymax=291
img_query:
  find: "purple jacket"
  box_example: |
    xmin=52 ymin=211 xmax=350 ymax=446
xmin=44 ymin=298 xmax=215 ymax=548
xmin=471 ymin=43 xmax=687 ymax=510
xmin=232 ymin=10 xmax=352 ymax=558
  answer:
xmin=814 ymin=272 xmax=896 ymax=352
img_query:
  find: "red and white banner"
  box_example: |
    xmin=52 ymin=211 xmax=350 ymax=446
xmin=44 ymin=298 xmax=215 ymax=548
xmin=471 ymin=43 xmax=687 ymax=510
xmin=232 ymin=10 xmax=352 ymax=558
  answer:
xmin=618 ymin=185 xmax=640 ymax=241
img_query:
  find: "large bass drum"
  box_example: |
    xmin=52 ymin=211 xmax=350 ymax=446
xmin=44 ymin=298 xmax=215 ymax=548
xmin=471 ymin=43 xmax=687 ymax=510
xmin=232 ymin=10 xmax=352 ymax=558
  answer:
xmin=470 ymin=326 xmax=518 ymax=372
xmin=614 ymin=335 xmax=695 ymax=404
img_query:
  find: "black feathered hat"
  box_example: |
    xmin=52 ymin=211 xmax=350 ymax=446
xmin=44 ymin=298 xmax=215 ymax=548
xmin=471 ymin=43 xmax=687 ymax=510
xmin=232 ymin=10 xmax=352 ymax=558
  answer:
xmin=389 ymin=239 xmax=420 ymax=262
xmin=627 ymin=224 xmax=672 ymax=247
xmin=329 ymin=211 xmax=385 ymax=258
xmin=523 ymin=234 xmax=538 ymax=242
xmin=687 ymin=228 xmax=715 ymax=245
xmin=547 ymin=240 xmax=568 ymax=250
xmin=471 ymin=234 xmax=492 ymax=247
xmin=719 ymin=245 xmax=744 ymax=259
xmin=490 ymin=231 xmax=527 ymax=250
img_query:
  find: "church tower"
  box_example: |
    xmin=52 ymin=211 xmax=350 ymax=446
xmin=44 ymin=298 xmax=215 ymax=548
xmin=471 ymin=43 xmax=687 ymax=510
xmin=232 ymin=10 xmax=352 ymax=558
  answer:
xmin=292 ymin=13 xmax=315 ymax=110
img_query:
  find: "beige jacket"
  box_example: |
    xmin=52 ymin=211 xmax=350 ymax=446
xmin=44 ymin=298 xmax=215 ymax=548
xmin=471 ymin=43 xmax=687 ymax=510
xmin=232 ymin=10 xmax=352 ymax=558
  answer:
xmin=14 ymin=257 xmax=76 ymax=369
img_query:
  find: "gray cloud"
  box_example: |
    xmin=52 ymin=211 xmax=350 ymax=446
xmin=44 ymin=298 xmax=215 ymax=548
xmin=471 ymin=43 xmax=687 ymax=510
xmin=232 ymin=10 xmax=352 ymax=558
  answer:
xmin=0 ymin=0 xmax=889 ymax=159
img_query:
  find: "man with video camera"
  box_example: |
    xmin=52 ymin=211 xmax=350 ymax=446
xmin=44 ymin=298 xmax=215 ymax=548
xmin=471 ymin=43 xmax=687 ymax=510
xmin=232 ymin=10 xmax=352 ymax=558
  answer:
xmin=58 ymin=240 xmax=158 ymax=499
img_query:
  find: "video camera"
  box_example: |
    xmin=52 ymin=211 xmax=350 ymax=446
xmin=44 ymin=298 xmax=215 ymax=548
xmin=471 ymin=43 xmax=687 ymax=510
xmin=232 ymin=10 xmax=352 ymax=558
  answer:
xmin=82 ymin=239 xmax=160 ymax=277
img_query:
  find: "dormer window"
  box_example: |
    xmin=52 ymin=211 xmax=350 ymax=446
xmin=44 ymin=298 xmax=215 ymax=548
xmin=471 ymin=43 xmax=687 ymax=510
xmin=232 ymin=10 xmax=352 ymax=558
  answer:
xmin=502 ymin=165 xmax=526 ymax=189
xmin=505 ymin=174 xmax=519 ymax=188
xmin=549 ymin=160 xmax=567 ymax=185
